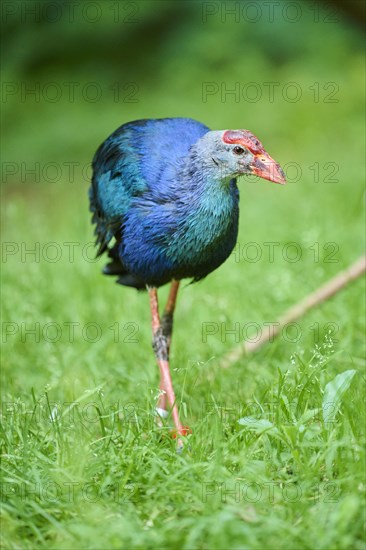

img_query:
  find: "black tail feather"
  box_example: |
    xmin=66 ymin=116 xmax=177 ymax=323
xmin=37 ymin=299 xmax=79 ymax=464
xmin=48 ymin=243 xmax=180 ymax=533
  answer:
xmin=102 ymin=244 xmax=146 ymax=290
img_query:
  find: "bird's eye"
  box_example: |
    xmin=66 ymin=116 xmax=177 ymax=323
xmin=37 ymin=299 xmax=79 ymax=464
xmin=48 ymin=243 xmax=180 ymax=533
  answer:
xmin=233 ymin=146 xmax=245 ymax=155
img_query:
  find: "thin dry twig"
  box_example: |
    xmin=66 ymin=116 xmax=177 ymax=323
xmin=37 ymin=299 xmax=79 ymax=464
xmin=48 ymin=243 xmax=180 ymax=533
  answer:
xmin=220 ymin=255 xmax=366 ymax=368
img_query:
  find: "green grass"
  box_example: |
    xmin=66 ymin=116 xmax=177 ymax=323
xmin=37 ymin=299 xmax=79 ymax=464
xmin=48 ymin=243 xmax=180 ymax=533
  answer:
xmin=1 ymin=172 xmax=365 ymax=549
xmin=1 ymin=356 xmax=364 ymax=550
xmin=1 ymin=2 xmax=365 ymax=548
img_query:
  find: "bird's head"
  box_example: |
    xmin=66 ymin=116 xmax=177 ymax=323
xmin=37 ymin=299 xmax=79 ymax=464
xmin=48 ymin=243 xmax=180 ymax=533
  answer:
xmin=195 ymin=129 xmax=286 ymax=185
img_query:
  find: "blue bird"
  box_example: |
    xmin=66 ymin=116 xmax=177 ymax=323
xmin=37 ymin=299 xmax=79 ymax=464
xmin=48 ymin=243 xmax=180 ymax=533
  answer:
xmin=89 ymin=117 xmax=286 ymax=445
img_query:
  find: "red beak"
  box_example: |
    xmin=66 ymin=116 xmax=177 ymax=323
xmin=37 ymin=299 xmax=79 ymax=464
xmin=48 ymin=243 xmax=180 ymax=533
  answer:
xmin=251 ymin=152 xmax=286 ymax=185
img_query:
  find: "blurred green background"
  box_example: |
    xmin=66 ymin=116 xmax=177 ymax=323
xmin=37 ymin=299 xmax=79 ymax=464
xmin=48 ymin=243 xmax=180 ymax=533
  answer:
xmin=1 ymin=1 xmax=365 ymax=549
xmin=2 ymin=0 xmax=365 ymax=167
xmin=2 ymin=0 xmax=364 ymax=372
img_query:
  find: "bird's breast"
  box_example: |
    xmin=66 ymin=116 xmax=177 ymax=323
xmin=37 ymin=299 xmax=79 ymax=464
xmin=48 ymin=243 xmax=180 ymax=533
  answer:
xmin=120 ymin=182 xmax=239 ymax=285
xmin=164 ymin=186 xmax=239 ymax=278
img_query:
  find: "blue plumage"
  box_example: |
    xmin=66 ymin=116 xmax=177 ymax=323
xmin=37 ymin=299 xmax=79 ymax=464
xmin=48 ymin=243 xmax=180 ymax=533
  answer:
xmin=90 ymin=118 xmax=240 ymax=288
xmin=89 ymin=117 xmax=285 ymax=439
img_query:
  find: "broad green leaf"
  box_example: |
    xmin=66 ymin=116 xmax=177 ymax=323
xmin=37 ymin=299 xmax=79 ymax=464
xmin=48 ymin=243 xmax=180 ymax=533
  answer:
xmin=322 ymin=370 xmax=356 ymax=426
xmin=237 ymin=417 xmax=276 ymax=432
xmin=297 ymin=408 xmax=321 ymax=426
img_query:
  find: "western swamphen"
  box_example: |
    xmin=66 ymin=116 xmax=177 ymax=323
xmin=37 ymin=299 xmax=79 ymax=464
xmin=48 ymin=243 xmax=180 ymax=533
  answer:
xmin=89 ymin=117 xmax=285 ymax=447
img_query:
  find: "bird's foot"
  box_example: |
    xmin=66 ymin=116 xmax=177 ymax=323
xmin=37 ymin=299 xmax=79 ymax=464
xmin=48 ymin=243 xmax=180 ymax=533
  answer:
xmin=171 ymin=426 xmax=192 ymax=437
xmin=171 ymin=426 xmax=192 ymax=453
xmin=155 ymin=408 xmax=191 ymax=452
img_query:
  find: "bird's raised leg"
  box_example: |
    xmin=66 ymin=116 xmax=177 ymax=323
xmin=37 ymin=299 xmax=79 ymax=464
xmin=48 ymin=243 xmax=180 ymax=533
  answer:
xmin=148 ymin=286 xmax=183 ymax=436
xmin=157 ymin=280 xmax=180 ymax=413
xmin=162 ymin=280 xmax=180 ymax=350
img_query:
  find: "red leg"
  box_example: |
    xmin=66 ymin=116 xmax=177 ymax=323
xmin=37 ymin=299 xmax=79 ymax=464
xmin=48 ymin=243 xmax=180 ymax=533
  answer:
xmin=148 ymin=286 xmax=182 ymax=434
xmin=157 ymin=280 xmax=180 ymax=411
xmin=162 ymin=279 xmax=180 ymax=353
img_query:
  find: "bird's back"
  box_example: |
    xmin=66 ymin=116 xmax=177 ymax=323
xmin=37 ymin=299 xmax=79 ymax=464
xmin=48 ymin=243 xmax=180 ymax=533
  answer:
xmin=90 ymin=118 xmax=209 ymax=251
